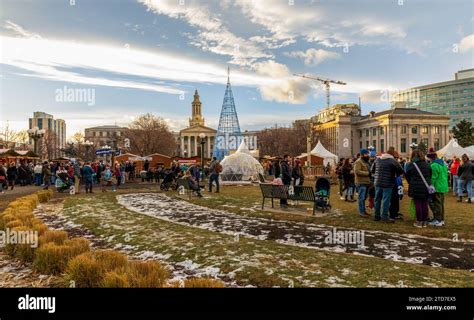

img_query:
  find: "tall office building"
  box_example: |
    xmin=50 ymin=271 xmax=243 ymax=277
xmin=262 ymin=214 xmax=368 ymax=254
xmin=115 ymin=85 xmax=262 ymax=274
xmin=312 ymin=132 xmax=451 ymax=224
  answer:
xmin=392 ymin=69 xmax=474 ymax=128
xmin=29 ymin=111 xmax=66 ymax=159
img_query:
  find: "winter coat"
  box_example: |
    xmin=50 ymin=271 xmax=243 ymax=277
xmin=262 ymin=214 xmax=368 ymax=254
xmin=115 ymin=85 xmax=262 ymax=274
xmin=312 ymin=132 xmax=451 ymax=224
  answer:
xmin=405 ymin=159 xmax=432 ymax=200
xmin=82 ymin=165 xmax=95 ymax=181
xmin=354 ymin=158 xmax=371 ymax=185
xmin=449 ymin=160 xmax=460 ymax=176
xmin=370 ymin=154 xmax=404 ymax=188
xmin=42 ymin=167 xmax=52 ymax=180
xmin=18 ymin=165 xmax=28 ymax=180
xmin=342 ymin=165 xmax=355 ymax=187
xmin=430 ymin=159 xmax=449 ymax=193
xmin=7 ymin=166 xmax=18 ymax=181
xmin=280 ymin=161 xmax=291 ymax=185
xmin=458 ymin=160 xmax=473 ymax=181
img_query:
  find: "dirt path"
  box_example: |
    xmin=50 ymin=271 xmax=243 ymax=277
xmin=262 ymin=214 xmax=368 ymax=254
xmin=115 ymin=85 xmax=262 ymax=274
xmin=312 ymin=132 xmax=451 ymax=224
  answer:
xmin=117 ymin=193 xmax=474 ymax=271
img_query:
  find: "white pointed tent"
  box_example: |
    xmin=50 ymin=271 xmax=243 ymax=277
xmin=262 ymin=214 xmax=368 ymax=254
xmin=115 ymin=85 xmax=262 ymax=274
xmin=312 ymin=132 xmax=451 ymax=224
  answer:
xmin=465 ymin=145 xmax=474 ymax=156
xmin=436 ymin=138 xmax=474 ymax=158
xmin=220 ymin=140 xmax=264 ymax=183
xmin=310 ymin=141 xmax=338 ymax=165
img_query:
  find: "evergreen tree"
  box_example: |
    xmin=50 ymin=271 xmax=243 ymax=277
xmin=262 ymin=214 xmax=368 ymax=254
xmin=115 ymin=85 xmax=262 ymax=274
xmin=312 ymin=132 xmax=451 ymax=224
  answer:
xmin=452 ymin=120 xmax=474 ymax=147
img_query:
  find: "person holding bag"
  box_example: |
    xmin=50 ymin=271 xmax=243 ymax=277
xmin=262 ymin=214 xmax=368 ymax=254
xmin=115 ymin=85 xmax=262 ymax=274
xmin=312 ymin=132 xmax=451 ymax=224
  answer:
xmin=405 ymin=150 xmax=433 ymax=228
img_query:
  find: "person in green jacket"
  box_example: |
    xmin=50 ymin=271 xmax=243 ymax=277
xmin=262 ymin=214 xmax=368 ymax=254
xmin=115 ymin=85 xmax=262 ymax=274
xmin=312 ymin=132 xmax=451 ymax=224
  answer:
xmin=426 ymin=148 xmax=449 ymax=227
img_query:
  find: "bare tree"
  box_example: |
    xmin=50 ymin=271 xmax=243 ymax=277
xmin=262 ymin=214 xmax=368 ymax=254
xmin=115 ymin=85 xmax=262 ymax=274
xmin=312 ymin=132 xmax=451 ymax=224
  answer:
xmin=257 ymin=120 xmax=320 ymax=157
xmin=0 ymin=122 xmax=19 ymax=149
xmin=41 ymin=129 xmax=59 ymax=160
xmin=16 ymin=130 xmax=30 ymax=150
xmin=123 ymin=113 xmax=176 ymax=156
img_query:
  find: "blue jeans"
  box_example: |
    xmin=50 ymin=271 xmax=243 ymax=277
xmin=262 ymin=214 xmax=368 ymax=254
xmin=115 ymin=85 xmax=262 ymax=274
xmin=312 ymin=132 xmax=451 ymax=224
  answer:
xmin=356 ymin=184 xmax=368 ymax=214
xmin=458 ymin=179 xmax=473 ymax=199
xmin=453 ymin=175 xmax=460 ymax=195
xmin=374 ymin=187 xmax=393 ymax=220
xmin=34 ymin=173 xmax=42 ymax=186
xmin=209 ymin=173 xmax=219 ymax=192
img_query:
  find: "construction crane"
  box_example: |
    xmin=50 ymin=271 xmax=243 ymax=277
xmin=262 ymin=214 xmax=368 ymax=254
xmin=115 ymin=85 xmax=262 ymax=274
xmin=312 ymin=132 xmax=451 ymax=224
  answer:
xmin=294 ymin=74 xmax=347 ymax=109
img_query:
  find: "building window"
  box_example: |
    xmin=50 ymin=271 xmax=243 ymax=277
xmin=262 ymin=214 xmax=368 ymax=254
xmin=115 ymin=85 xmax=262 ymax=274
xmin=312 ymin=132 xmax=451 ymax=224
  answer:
xmin=422 ymin=138 xmax=429 ymax=147
xmin=366 ymin=129 xmax=369 ymax=137
xmin=366 ymin=141 xmax=369 ymax=148
xmin=38 ymin=118 xmax=43 ymax=129
xmin=372 ymin=140 xmax=377 ymax=150
xmin=380 ymin=139 xmax=385 ymax=153
xmin=434 ymin=138 xmax=440 ymax=150
xmin=401 ymin=138 xmax=407 ymax=153
xmin=93 ymin=131 xmax=96 ymax=137
xmin=380 ymin=127 xmax=384 ymax=135
xmin=434 ymin=126 xmax=440 ymax=134
xmin=359 ymin=130 xmax=362 ymax=138
xmin=422 ymin=126 xmax=428 ymax=134
xmin=359 ymin=141 xmax=362 ymax=149
xmin=411 ymin=126 xmax=418 ymax=134
xmin=372 ymin=128 xmax=377 ymax=136
xmin=412 ymin=138 xmax=418 ymax=144
xmin=401 ymin=126 xmax=407 ymax=134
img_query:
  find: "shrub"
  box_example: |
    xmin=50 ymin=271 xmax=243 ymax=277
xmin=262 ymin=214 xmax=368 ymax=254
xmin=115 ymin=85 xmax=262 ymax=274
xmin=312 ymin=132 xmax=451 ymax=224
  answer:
xmin=33 ymin=237 xmax=90 ymax=275
xmin=12 ymin=226 xmax=38 ymax=262
xmin=126 ymin=261 xmax=170 ymax=288
xmin=93 ymin=250 xmax=129 ymax=271
xmin=183 ymin=278 xmax=226 ymax=288
xmin=64 ymin=252 xmax=103 ymax=287
xmin=31 ymin=221 xmax=48 ymax=236
xmin=39 ymin=230 xmax=68 ymax=246
xmin=37 ymin=190 xmax=53 ymax=203
xmin=5 ymin=219 xmax=24 ymax=229
xmin=101 ymin=271 xmax=130 ymax=288
xmin=14 ymin=211 xmax=35 ymax=225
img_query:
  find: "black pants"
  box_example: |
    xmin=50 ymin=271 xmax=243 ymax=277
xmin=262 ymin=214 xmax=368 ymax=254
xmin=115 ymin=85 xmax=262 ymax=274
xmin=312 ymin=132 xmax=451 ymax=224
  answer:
xmin=389 ymin=185 xmax=400 ymax=218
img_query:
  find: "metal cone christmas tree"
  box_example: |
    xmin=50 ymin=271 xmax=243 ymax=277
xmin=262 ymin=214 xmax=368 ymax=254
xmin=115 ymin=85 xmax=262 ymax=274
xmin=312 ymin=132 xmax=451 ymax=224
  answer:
xmin=212 ymin=67 xmax=243 ymax=160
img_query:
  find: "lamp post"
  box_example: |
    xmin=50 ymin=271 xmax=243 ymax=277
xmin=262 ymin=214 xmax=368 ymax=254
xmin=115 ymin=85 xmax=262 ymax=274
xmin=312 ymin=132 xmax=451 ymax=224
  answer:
xmin=83 ymin=140 xmax=94 ymax=162
xmin=102 ymin=145 xmax=112 ymax=165
xmin=27 ymin=127 xmax=45 ymax=157
xmin=199 ymin=133 xmax=206 ymax=168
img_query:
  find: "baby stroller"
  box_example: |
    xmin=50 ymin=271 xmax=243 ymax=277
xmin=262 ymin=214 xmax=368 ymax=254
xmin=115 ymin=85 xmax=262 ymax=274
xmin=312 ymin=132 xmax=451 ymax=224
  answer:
xmin=160 ymin=169 xmax=177 ymax=191
xmin=55 ymin=175 xmax=72 ymax=193
xmin=315 ymin=176 xmax=331 ymax=213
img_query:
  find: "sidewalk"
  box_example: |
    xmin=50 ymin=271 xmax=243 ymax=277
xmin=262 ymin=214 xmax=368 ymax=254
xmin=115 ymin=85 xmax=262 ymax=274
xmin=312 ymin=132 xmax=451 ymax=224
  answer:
xmin=0 ymin=185 xmax=43 ymax=210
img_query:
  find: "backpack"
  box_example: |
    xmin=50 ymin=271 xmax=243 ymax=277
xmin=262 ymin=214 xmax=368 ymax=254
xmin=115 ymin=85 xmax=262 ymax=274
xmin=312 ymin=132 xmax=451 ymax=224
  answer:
xmin=215 ymin=163 xmax=223 ymax=173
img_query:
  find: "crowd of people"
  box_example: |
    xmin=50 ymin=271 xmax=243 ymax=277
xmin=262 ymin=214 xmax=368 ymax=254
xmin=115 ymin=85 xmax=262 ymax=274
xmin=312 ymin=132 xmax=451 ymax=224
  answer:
xmin=2 ymin=145 xmax=472 ymax=229
xmin=335 ymin=146 xmax=473 ymax=228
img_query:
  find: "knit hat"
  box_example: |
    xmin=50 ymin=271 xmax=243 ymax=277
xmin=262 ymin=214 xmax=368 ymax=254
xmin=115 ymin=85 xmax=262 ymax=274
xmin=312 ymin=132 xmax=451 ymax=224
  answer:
xmin=426 ymin=147 xmax=437 ymax=160
xmin=360 ymin=149 xmax=369 ymax=155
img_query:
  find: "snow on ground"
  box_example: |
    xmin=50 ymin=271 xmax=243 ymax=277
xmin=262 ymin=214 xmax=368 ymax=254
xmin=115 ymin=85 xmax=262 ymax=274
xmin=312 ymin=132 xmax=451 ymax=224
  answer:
xmin=117 ymin=193 xmax=474 ymax=270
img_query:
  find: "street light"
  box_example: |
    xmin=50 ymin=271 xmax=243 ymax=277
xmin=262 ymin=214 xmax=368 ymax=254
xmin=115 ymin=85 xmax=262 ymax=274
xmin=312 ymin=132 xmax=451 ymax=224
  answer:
xmin=199 ymin=133 xmax=206 ymax=168
xmin=27 ymin=127 xmax=45 ymax=157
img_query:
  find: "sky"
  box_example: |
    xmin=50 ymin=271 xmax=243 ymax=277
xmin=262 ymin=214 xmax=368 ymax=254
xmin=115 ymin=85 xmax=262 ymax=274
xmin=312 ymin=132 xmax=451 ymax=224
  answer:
xmin=0 ymin=0 xmax=473 ymax=139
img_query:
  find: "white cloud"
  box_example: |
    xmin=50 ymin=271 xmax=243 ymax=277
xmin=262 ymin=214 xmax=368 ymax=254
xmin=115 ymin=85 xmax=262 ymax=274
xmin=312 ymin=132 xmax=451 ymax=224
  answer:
xmin=254 ymin=60 xmax=290 ymax=78
xmin=3 ymin=20 xmax=41 ymax=39
xmin=139 ymin=0 xmax=272 ymax=66
xmin=459 ymin=34 xmax=474 ymax=53
xmin=284 ymin=48 xmax=341 ymax=66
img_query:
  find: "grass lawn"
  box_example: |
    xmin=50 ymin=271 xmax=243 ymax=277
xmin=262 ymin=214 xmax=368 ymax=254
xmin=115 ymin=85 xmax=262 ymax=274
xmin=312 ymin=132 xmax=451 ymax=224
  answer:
xmin=58 ymin=189 xmax=474 ymax=287
xmin=175 ymin=184 xmax=473 ymax=241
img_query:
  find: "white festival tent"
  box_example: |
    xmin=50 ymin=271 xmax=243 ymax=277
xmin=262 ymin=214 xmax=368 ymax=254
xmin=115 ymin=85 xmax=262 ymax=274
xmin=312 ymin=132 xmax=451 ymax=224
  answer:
xmin=220 ymin=140 xmax=264 ymax=183
xmin=436 ymin=138 xmax=474 ymax=158
xmin=465 ymin=145 xmax=474 ymax=156
xmin=310 ymin=141 xmax=338 ymax=165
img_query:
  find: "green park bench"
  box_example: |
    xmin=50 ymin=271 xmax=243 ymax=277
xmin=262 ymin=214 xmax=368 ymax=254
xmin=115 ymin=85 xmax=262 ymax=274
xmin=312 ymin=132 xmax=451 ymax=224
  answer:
xmin=259 ymin=183 xmax=317 ymax=214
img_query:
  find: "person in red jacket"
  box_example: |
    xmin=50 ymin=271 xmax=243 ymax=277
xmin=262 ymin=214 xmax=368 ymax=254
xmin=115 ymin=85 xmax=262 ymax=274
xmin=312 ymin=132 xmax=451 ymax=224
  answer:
xmin=449 ymin=156 xmax=461 ymax=196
